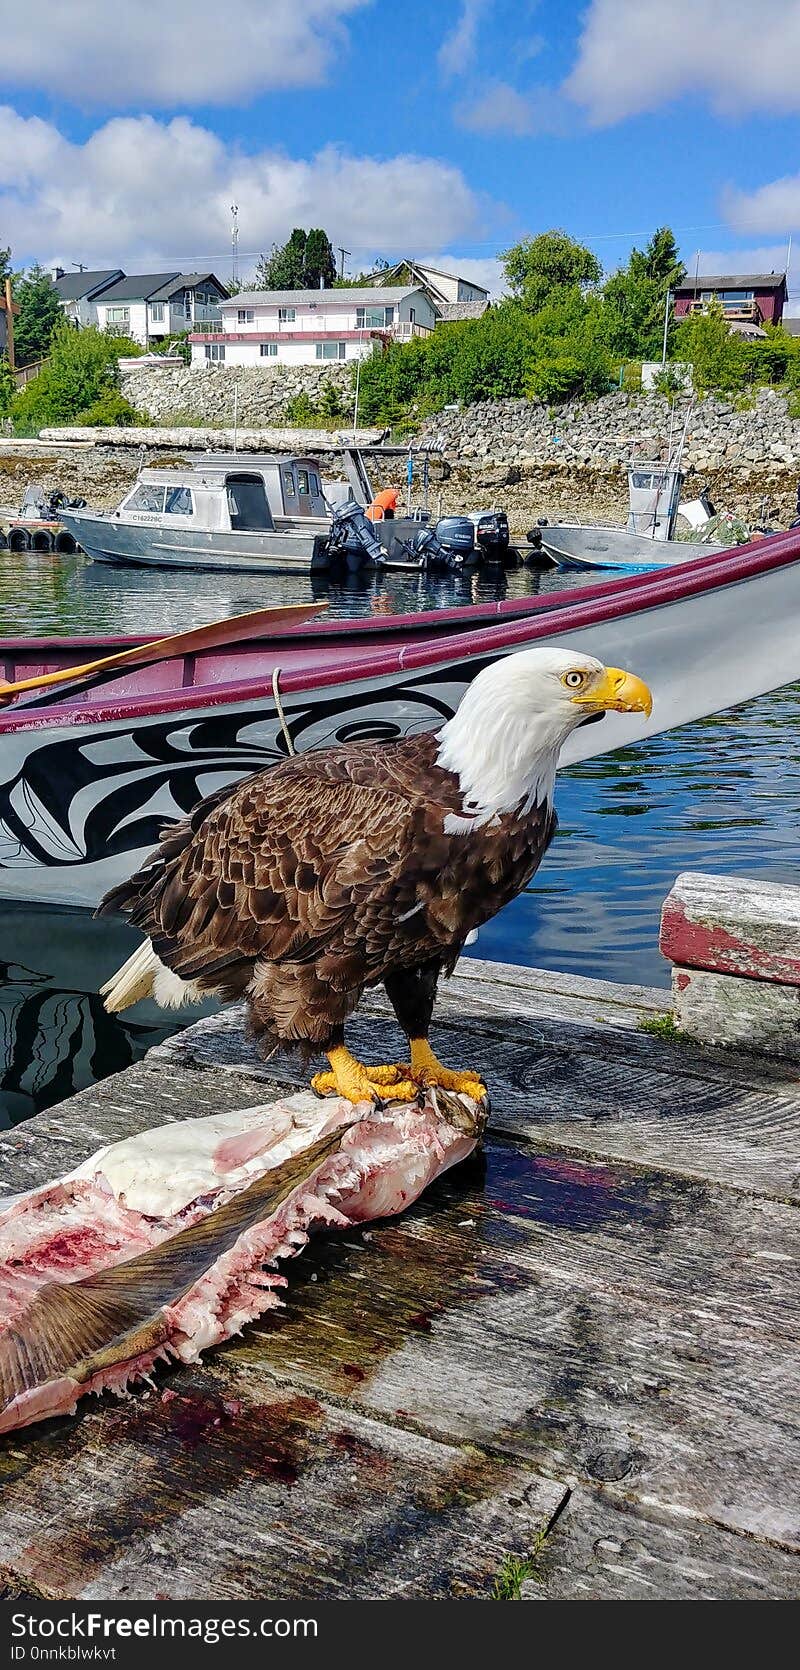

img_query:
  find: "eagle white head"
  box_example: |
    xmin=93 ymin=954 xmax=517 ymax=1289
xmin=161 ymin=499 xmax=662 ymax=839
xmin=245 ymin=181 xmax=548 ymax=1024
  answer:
xmin=436 ymin=646 xmax=653 ymax=822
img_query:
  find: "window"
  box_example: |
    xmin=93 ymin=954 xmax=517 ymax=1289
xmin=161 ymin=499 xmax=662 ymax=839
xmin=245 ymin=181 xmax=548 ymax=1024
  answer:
xmin=204 ymin=343 xmax=225 ymax=361
xmin=237 ymin=308 xmax=255 ymax=325
xmin=356 ymin=305 xmax=394 ymax=329
xmin=164 ymin=486 xmax=194 ymax=516
xmin=281 ymin=466 xmax=296 ymax=497
xmin=297 ymin=468 xmax=310 ymax=494
xmin=309 ymin=472 xmax=320 ymax=495
xmin=260 ymin=342 xmax=278 ymax=356
xmin=278 ymin=307 xmax=296 ymax=323
xmin=315 ymin=341 xmax=346 ymax=360
xmin=127 ymin=483 xmax=166 ymax=513
xmin=150 ymin=302 xmax=165 ymax=323
xmin=106 ymin=306 xmax=130 ymax=324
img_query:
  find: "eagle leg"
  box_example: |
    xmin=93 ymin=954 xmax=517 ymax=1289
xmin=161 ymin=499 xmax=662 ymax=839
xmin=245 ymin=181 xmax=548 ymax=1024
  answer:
xmin=404 ymin=1039 xmax=487 ymax=1102
xmin=312 ymin=1045 xmax=419 ymax=1106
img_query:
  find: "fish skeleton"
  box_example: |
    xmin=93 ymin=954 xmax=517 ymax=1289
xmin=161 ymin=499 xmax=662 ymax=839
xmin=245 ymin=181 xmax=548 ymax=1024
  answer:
xmin=0 ymin=1088 xmax=483 ymax=1435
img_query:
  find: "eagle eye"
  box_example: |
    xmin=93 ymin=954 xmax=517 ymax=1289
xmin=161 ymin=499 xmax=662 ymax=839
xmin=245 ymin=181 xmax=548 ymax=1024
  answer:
xmin=563 ymin=670 xmax=586 ymax=690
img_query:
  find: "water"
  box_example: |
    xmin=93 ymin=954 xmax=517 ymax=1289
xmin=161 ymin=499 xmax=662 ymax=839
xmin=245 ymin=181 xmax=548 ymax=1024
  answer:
xmin=1 ymin=551 xmax=799 ymax=1127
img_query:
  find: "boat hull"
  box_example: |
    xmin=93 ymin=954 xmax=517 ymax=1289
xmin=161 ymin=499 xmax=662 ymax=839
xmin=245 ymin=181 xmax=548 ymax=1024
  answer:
xmin=2 ymin=537 xmax=800 ymax=907
xmin=59 ymin=511 xmax=332 ymax=575
xmin=541 ymin=523 xmax=725 ymax=571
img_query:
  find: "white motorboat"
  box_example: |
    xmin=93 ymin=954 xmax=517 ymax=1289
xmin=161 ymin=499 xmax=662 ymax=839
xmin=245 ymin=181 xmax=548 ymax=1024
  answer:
xmin=59 ymin=454 xmax=337 ymax=575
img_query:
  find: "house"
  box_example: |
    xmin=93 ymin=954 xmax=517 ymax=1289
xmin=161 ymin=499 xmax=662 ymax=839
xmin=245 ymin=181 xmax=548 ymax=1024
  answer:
xmin=364 ymin=259 xmax=490 ymax=319
xmin=189 ymin=286 xmax=437 ymax=368
xmin=0 ymin=280 xmax=20 ymax=367
xmin=51 ymin=269 xmax=125 ymax=329
xmin=673 ymin=272 xmax=788 ymax=328
xmin=95 ymin=273 xmax=229 ymax=346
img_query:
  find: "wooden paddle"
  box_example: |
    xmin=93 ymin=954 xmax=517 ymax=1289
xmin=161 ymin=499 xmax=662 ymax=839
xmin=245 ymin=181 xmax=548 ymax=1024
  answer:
xmin=0 ymin=601 xmax=326 ymax=706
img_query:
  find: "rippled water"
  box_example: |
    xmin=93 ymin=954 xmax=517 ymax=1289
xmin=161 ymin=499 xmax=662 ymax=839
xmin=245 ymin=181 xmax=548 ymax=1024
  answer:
xmin=1 ymin=550 xmax=798 ymax=1126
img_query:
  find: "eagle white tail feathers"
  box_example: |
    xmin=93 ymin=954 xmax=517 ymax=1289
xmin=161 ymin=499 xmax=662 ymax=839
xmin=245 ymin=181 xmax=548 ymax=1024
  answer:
xmin=100 ymin=940 xmax=204 ymax=1014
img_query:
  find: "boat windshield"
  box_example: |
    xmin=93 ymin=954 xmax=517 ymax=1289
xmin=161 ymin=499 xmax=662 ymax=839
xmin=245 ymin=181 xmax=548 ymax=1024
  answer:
xmin=226 ymin=474 xmax=272 ymax=531
xmin=127 ymin=483 xmax=166 ymax=513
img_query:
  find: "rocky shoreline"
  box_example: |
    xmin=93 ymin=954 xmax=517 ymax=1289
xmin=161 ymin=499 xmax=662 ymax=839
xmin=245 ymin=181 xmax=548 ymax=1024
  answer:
xmin=3 ymin=384 xmax=800 ymax=536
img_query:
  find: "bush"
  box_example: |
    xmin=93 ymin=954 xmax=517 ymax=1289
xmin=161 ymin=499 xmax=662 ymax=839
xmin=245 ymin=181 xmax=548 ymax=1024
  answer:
xmin=11 ymin=324 xmax=139 ymax=428
xmin=284 ymin=391 xmax=318 ymax=425
xmin=73 ymin=390 xmax=140 ymax=427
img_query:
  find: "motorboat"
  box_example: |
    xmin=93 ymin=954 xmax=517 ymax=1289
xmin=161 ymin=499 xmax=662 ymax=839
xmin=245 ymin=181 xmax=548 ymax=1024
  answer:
xmin=534 ymin=462 xmax=728 ymax=572
xmin=58 ymin=455 xmax=339 ymax=576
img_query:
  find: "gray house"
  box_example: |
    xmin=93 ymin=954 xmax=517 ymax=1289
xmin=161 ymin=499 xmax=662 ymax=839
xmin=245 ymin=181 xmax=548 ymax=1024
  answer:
xmin=52 ymin=269 xmax=125 ymax=329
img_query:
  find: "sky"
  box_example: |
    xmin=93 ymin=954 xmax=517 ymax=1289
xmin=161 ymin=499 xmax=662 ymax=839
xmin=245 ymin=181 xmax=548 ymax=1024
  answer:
xmin=2 ymin=0 xmax=800 ymax=307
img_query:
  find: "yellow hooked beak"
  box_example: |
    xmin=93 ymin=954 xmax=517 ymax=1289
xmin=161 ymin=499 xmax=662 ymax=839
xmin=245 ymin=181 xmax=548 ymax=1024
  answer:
xmin=572 ymin=666 xmax=653 ymax=717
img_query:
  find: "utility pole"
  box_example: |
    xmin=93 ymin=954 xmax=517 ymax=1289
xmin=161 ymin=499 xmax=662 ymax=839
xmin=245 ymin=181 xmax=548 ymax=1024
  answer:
xmin=231 ymin=203 xmax=239 ymax=289
xmin=72 ymin=262 xmax=86 ymax=272
xmin=338 ymin=246 xmax=351 ymax=281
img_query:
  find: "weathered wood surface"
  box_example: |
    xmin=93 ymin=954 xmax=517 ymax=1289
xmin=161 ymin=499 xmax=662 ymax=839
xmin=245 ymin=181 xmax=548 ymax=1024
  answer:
xmin=661 ymin=870 xmax=800 ymax=985
xmin=672 ymin=965 xmax=800 ymax=1062
xmin=2 ymin=956 xmax=800 ymax=1600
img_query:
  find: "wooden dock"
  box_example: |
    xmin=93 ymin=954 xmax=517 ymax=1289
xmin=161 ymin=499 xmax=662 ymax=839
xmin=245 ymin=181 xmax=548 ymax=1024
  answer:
xmin=1 ymin=954 xmax=799 ymax=1601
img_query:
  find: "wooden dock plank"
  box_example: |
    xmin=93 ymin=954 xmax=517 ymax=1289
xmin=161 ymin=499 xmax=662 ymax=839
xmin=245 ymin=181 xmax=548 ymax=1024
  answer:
xmin=520 ymin=1490 xmax=800 ymax=1600
xmin=3 ymin=955 xmax=800 ymax=1597
xmin=0 ymin=1365 xmax=565 ymax=1601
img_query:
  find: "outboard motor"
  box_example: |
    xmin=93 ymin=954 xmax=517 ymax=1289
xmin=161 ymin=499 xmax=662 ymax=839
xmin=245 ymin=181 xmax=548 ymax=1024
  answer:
xmin=405 ymin=516 xmax=478 ymax=574
xmin=326 ymin=499 xmax=386 ymax=573
xmin=473 ymin=510 xmax=510 ymax=559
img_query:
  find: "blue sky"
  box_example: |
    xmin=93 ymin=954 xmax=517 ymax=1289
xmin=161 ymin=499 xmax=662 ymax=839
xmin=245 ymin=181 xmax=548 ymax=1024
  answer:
xmin=2 ymin=0 xmax=800 ymax=305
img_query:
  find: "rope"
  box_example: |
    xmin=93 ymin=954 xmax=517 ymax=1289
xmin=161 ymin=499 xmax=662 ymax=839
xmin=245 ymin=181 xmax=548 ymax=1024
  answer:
xmin=271 ymin=666 xmax=296 ymax=757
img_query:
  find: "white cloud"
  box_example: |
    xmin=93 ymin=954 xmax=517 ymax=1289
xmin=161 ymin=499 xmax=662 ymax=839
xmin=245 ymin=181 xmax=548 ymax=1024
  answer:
xmin=0 ymin=108 xmax=484 ymax=275
xmin=456 ymin=81 xmax=537 ymax=135
xmin=438 ymin=0 xmax=492 ymax=78
xmin=724 ymin=174 xmax=800 ymax=236
xmin=565 ymin=0 xmax=800 ymax=125
xmin=0 ymin=0 xmax=368 ymax=106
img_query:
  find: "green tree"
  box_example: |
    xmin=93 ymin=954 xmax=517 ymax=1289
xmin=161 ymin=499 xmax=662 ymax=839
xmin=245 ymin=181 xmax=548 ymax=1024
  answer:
xmin=601 ymin=226 xmax=686 ymax=362
xmin=674 ymin=301 xmax=747 ymax=395
xmin=12 ymin=323 xmax=140 ymax=427
xmin=0 ymin=247 xmax=11 ymax=286
xmin=303 ymin=229 xmax=336 ymax=289
xmin=255 ymin=228 xmax=308 ymax=289
xmin=12 ymin=264 xmax=61 ymax=365
xmin=502 ymin=230 xmax=602 ymax=314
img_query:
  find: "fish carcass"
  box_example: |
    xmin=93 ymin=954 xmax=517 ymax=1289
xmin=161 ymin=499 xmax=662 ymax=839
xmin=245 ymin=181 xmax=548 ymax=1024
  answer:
xmin=0 ymin=1088 xmax=483 ymax=1436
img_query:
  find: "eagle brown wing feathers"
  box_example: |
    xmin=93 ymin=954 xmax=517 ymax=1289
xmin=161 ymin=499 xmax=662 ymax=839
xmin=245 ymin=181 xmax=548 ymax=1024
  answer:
xmin=99 ymin=733 xmax=555 ymax=1046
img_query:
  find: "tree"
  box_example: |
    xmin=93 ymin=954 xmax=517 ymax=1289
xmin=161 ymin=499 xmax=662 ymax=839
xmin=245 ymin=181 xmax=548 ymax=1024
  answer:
xmin=601 ymin=226 xmax=686 ymax=363
xmin=254 ymin=226 xmax=337 ymax=290
xmin=12 ymin=323 xmax=140 ymax=427
xmin=0 ymin=355 xmax=14 ymax=417
xmin=12 ymin=264 xmax=61 ymax=365
xmin=255 ymin=228 xmax=308 ymax=290
xmin=674 ymin=301 xmax=746 ymax=395
xmin=502 ymin=230 xmax=602 ymax=314
xmin=303 ymin=229 xmax=336 ymax=289
xmin=0 ymin=247 xmax=11 ymax=286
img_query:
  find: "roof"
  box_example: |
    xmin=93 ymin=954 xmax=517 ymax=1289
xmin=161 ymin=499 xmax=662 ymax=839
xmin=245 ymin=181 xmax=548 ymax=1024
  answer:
xmin=364 ymin=260 xmax=490 ymax=302
xmin=224 ymin=286 xmax=424 ymax=307
xmin=439 ymin=300 xmax=490 ymax=321
xmin=675 ymin=272 xmax=788 ymax=293
xmin=54 ymin=269 xmax=123 ymax=301
xmin=151 ymin=271 xmax=229 ymax=301
xmin=97 ymin=272 xmax=181 ymax=303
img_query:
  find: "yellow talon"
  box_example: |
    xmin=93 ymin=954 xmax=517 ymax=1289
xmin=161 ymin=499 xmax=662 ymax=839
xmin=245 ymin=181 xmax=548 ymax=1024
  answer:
xmin=405 ymin=1039 xmax=487 ymax=1101
xmin=312 ymin=1046 xmax=419 ymax=1105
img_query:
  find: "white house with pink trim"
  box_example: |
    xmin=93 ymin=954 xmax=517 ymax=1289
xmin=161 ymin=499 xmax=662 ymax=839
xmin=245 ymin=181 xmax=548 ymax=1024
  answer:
xmin=189 ymin=286 xmax=437 ymax=369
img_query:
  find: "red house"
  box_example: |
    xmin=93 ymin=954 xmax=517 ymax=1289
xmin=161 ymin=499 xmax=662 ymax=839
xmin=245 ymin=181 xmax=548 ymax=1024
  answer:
xmin=673 ymin=272 xmax=788 ymax=327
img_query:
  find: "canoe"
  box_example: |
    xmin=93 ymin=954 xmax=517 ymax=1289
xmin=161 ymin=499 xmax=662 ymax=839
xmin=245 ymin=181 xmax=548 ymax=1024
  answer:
xmin=2 ymin=532 xmax=800 ymax=909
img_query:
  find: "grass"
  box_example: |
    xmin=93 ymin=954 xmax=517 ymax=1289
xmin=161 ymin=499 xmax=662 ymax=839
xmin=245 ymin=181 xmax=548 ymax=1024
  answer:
xmin=491 ymin=1532 xmax=548 ymax=1599
xmin=638 ymin=1011 xmax=681 ymax=1040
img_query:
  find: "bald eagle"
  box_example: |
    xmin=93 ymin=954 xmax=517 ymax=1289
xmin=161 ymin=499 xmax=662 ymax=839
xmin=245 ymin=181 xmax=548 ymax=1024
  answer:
xmin=98 ymin=648 xmax=651 ymax=1103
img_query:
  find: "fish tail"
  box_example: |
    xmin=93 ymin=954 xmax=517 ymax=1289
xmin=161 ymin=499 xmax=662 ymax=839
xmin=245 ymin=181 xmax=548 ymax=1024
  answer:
xmin=0 ymin=1126 xmax=349 ymax=1434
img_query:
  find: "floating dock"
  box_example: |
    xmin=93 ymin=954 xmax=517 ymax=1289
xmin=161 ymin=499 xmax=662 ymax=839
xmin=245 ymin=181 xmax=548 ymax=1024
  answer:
xmin=1 ymin=948 xmax=799 ymax=1601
